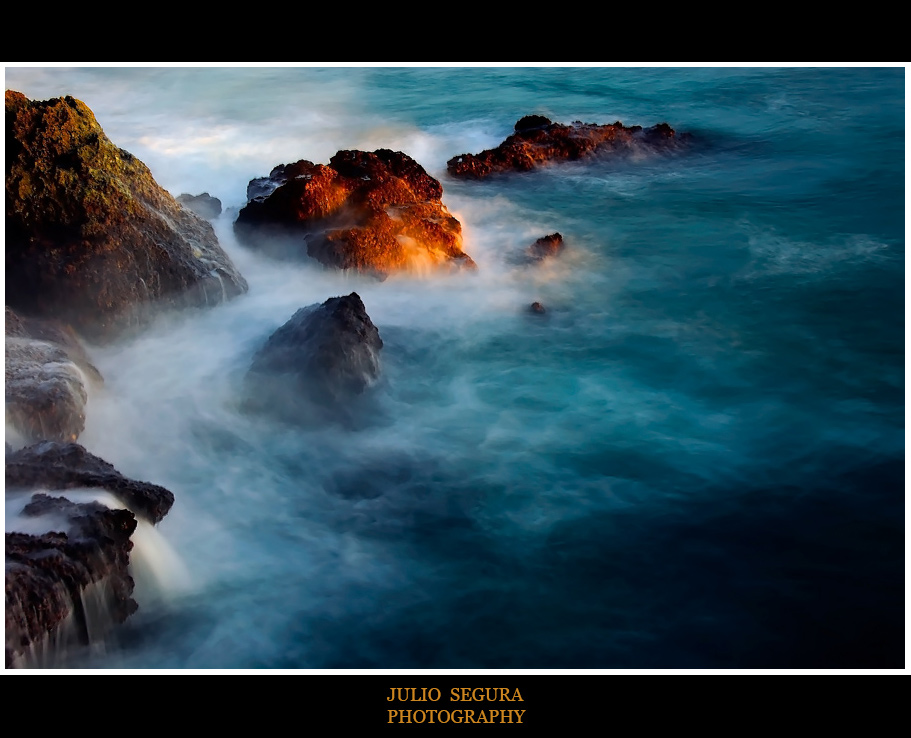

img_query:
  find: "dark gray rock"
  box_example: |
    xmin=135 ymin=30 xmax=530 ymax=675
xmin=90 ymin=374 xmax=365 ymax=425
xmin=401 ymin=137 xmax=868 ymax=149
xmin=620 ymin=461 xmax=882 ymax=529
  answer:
xmin=5 ymin=307 xmax=103 ymax=445
xmin=177 ymin=192 xmax=223 ymax=220
xmin=5 ymin=307 xmax=103 ymax=383
xmin=5 ymin=493 xmax=137 ymax=668
xmin=245 ymin=161 xmax=315 ymax=202
xmin=6 ymin=338 xmax=89 ymax=445
xmin=244 ymin=293 xmax=383 ymax=425
xmin=5 ymin=439 xmax=178 ymax=667
xmin=5 ymin=442 xmax=175 ymax=525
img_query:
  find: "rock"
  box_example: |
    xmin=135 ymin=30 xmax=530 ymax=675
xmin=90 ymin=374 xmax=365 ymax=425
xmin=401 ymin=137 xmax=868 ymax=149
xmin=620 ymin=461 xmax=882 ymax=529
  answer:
xmin=6 ymin=91 xmax=248 ymax=343
xmin=244 ymin=293 xmax=383 ymax=424
xmin=5 ymin=441 xmax=177 ymax=666
xmin=235 ymin=149 xmax=476 ymax=277
xmin=525 ymin=233 xmax=564 ymax=263
xmin=4 ymin=305 xmax=26 ymax=336
xmin=6 ymin=337 xmax=89 ymax=445
xmin=447 ymin=116 xmax=689 ymax=179
xmin=515 ymin=114 xmax=553 ymax=132
xmin=530 ymin=302 xmax=547 ymax=314
xmin=5 ymin=306 xmax=104 ymax=446
xmin=5 ymin=442 xmax=175 ymax=524
xmin=6 ymin=307 xmax=103 ymax=383
xmin=5 ymin=493 xmax=137 ymax=668
xmin=245 ymin=160 xmax=315 ymax=202
xmin=176 ymin=192 xmax=222 ymax=220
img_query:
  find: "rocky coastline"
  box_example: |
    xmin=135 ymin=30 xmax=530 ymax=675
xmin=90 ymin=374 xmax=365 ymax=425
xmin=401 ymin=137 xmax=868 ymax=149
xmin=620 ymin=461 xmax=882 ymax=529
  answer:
xmin=4 ymin=90 xmax=241 ymax=665
xmin=5 ymin=90 xmax=691 ymax=666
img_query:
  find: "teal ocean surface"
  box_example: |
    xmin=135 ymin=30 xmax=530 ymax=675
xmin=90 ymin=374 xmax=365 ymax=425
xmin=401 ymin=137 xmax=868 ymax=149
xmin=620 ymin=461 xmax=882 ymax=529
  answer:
xmin=3 ymin=66 xmax=904 ymax=669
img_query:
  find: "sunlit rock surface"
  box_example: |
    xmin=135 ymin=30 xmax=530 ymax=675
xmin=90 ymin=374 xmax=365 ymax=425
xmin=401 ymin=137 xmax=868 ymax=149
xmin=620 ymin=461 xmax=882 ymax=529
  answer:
xmin=235 ymin=149 xmax=476 ymax=277
xmin=244 ymin=293 xmax=383 ymax=425
xmin=5 ymin=90 xmax=248 ymax=343
xmin=447 ymin=115 xmax=689 ymax=179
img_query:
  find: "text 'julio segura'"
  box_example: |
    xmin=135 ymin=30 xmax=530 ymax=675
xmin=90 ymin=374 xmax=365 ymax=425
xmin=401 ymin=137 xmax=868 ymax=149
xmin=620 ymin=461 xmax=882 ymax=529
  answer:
xmin=387 ymin=687 xmax=526 ymax=724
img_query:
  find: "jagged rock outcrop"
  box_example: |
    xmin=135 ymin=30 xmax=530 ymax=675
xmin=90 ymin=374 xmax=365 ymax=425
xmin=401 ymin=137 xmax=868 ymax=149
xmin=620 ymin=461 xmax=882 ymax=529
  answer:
xmin=244 ymin=293 xmax=383 ymax=424
xmin=5 ymin=442 xmax=175 ymax=524
xmin=5 ymin=494 xmax=137 ymax=668
xmin=447 ymin=116 xmax=689 ymax=179
xmin=177 ymin=192 xmax=222 ymax=220
xmin=5 ymin=442 xmax=178 ymax=666
xmin=525 ymin=233 xmax=564 ymax=263
xmin=6 ymin=90 xmax=248 ymax=343
xmin=235 ymin=149 xmax=476 ymax=277
xmin=5 ymin=307 xmax=103 ymax=445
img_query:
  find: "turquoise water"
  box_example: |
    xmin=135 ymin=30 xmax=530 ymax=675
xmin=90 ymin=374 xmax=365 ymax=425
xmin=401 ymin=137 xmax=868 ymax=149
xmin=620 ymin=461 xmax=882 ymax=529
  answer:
xmin=4 ymin=66 xmax=904 ymax=669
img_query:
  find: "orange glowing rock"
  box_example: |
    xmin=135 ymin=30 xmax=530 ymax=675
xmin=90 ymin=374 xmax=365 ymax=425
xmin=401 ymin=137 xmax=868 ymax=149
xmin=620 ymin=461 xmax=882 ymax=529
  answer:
xmin=447 ymin=115 xmax=688 ymax=179
xmin=235 ymin=149 xmax=476 ymax=277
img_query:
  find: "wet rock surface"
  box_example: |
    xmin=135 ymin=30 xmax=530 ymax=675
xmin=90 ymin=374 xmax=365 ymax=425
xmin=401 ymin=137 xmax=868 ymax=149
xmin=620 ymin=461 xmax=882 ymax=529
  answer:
xmin=244 ymin=293 xmax=383 ymax=424
xmin=5 ymin=307 xmax=103 ymax=382
xmin=5 ymin=307 xmax=102 ymax=445
xmin=5 ymin=441 xmax=178 ymax=667
xmin=447 ymin=116 xmax=689 ymax=179
xmin=5 ymin=494 xmax=137 ymax=668
xmin=6 ymin=338 xmax=89 ymax=445
xmin=235 ymin=149 xmax=476 ymax=277
xmin=6 ymin=91 xmax=248 ymax=343
xmin=5 ymin=442 xmax=175 ymax=524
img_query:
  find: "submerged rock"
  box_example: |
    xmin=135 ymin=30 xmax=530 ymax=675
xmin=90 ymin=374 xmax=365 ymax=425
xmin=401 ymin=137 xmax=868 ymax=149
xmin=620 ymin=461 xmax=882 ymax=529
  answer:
xmin=235 ymin=149 xmax=476 ymax=277
xmin=447 ymin=116 xmax=688 ymax=179
xmin=5 ymin=494 xmax=137 ymax=668
xmin=5 ymin=307 xmax=103 ymax=446
xmin=529 ymin=301 xmax=547 ymax=314
xmin=177 ymin=192 xmax=223 ymax=220
xmin=244 ymin=293 xmax=383 ymax=424
xmin=5 ymin=90 xmax=248 ymax=343
xmin=5 ymin=442 xmax=175 ymax=524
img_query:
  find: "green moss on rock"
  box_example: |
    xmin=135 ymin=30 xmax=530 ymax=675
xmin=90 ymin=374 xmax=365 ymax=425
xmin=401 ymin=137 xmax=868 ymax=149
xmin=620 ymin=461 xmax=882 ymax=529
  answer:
xmin=6 ymin=90 xmax=248 ymax=342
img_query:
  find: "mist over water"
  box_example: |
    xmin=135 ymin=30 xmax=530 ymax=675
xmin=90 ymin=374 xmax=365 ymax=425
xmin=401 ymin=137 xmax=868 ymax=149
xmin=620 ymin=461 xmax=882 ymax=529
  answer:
xmin=4 ymin=66 xmax=904 ymax=669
